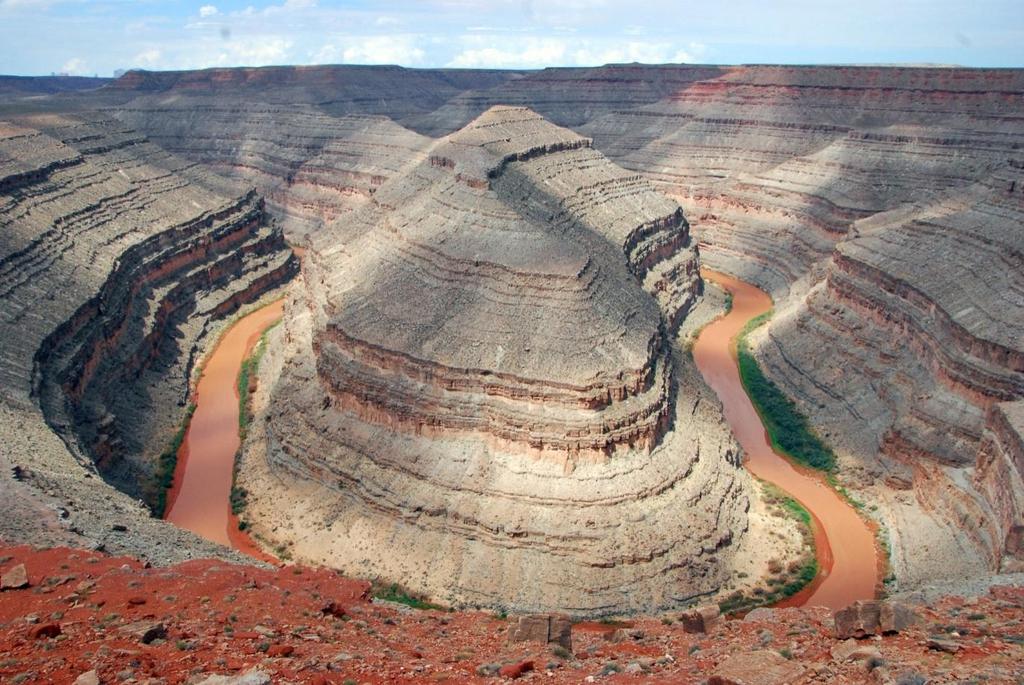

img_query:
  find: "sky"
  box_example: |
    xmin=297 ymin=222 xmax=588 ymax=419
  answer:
xmin=1 ymin=0 xmax=1022 ymax=77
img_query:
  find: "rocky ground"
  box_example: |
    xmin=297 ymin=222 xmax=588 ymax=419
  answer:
xmin=1 ymin=544 xmax=1023 ymax=684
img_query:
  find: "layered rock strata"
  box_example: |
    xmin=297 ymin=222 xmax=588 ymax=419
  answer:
xmin=748 ymin=162 xmax=1024 ymax=583
xmin=573 ymin=66 xmax=1024 ymax=586
xmin=115 ymin=102 xmax=433 ymax=240
xmin=243 ymin=107 xmax=747 ymax=614
xmin=0 ymin=111 xmax=294 ymax=558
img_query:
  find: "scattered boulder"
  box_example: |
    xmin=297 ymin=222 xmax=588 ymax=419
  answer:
xmin=30 ymin=622 xmax=61 ymax=639
xmin=73 ymin=670 xmax=100 ymax=685
xmin=926 ymin=638 xmax=961 ymax=654
xmin=1 ymin=563 xmax=29 ymax=590
xmin=879 ymin=602 xmax=917 ymax=633
xmin=475 ymin=663 xmax=501 ymax=677
xmin=680 ymin=604 xmax=722 ymax=633
xmin=743 ymin=608 xmax=777 ymax=623
xmin=507 ymin=614 xmax=572 ymax=652
xmin=191 ymin=670 xmax=271 ymax=685
xmin=321 ymin=601 xmax=347 ymax=618
xmin=266 ymin=644 xmax=294 ymax=657
xmin=709 ymin=650 xmax=805 ymax=685
xmin=831 ymin=638 xmax=882 ymax=663
xmin=608 ymin=627 xmax=645 ymax=643
xmin=834 ymin=600 xmax=918 ymax=639
xmin=498 ymin=660 xmax=534 ymax=679
xmin=834 ymin=600 xmax=882 ymax=639
xmin=119 ymin=620 xmax=167 ymax=644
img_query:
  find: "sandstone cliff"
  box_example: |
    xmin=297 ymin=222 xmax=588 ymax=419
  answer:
xmin=575 ymin=66 xmax=1024 ymax=585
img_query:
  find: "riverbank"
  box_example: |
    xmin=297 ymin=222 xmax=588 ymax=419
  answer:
xmin=693 ymin=269 xmax=878 ymax=609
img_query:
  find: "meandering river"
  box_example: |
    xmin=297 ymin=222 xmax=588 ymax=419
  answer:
xmin=693 ymin=269 xmax=878 ymax=609
xmin=164 ymin=299 xmax=283 ymax=561
xmin=165 ymin=270 xmax=877 ymax=606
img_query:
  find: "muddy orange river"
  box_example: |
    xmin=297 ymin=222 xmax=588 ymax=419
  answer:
xmin=693 ymin=269 xmax=878 ymax=609
xmin=164 ymin=300 xmax=283 ymax=561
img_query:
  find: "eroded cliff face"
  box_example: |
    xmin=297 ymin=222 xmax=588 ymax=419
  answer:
xmin=575 ymin=66 xmax=1024 ymax=584
xmin=0 ymin=112 xmax=295 ymax=560
xmin=240 ymin=107 xmax=749 ymax=614
xmin=114 ymin=102 xmax=433 ymax=241
xmin=2 ymin=63 xmax=1021 ymax=598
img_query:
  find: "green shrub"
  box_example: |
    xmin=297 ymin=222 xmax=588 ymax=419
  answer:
xmin=737 ymin=314 xmax=837 ymax=472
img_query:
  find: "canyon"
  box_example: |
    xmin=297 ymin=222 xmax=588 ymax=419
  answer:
xmin=0 ymin=62 xmax=1022 ymax=652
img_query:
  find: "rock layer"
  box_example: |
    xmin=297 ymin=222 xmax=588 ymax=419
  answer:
xmin=0 ymin=110 xmax=294 ymax=561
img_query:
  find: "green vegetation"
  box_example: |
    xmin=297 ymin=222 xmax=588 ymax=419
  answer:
xmin=736 ymin=312 xmax=837 ymax=473
xmin=230 ymin=319 xmax=280 ymax=524
xmin=148 ymin=403 xmax=196 ymax=518
xmin=719 ymin=482 xmax=819 ymax=615
xmin=237 ymin=320 xmax=279 ymax=439
xmin=371 ymin=581 xmax=447 ymax=611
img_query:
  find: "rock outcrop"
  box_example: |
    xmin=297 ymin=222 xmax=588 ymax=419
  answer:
xmin=241 ymin=106 xmax=748 ymax=614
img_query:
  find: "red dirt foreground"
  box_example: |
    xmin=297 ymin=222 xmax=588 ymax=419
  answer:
xmin=2 ymin=545 xmax=1023 ymax=684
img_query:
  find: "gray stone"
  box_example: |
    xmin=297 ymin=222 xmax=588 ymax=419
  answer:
xmin=73 ymin=670 xmax=100 ymax=685
xmin=1 ymin=563 xmax=29 ymax=590
xmin=708 ymin=650 xmax=806 ymax=685
xmin=191 ymin=670 xmax=272 ymax=685
xmin=119 ymin=620 xmax=167 ymax=644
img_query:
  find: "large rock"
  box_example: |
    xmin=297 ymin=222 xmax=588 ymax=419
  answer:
xmin=246 ymin=105 xmax=751 ymax=615
xmin=190 ymin=670 xmax=271 ymax=685
xmin=0 ymin=563 xmax=28 ymax=590
xmin=708 ymin=650 xmax=805 ymax=685
xmin=507 ymin=614 xmax=572 ymax=652
xmin=834 ymin=600 xmax=918 ymax=639
xmin=680 ymin=604 xmax=722 ymax=633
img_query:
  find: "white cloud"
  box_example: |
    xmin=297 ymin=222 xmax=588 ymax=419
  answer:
xmin=448 ymin=37 xmax=567 ymax=68
xmin=218 ymin=37 xmax=293 ymax=65
xmin=199 ymin=5 xmax=218 ymax=18
xmin=314 ymin=36 xmax=425 ymax=65
xmin=132 ymin=49 xmax=163 ymax=68
xmin=60 ymin=56 xmax=87 ymax=74
xmin=573 ymin=41 xmax=702 ymax=65
xmin=447 ymin=36 xmax=705 ymax=68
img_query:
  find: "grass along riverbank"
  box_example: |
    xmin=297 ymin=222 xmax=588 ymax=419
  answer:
xmin=147 ymin=403 xmax=196 ymax=518
xmin=231 ymin=319 xmax=280 ymax=531
xmin=736 ymin=312 xmax=837 ymax=473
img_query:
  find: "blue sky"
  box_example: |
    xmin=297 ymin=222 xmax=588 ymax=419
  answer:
xmin=1 ymin=0 xmax=1021 ymax=76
